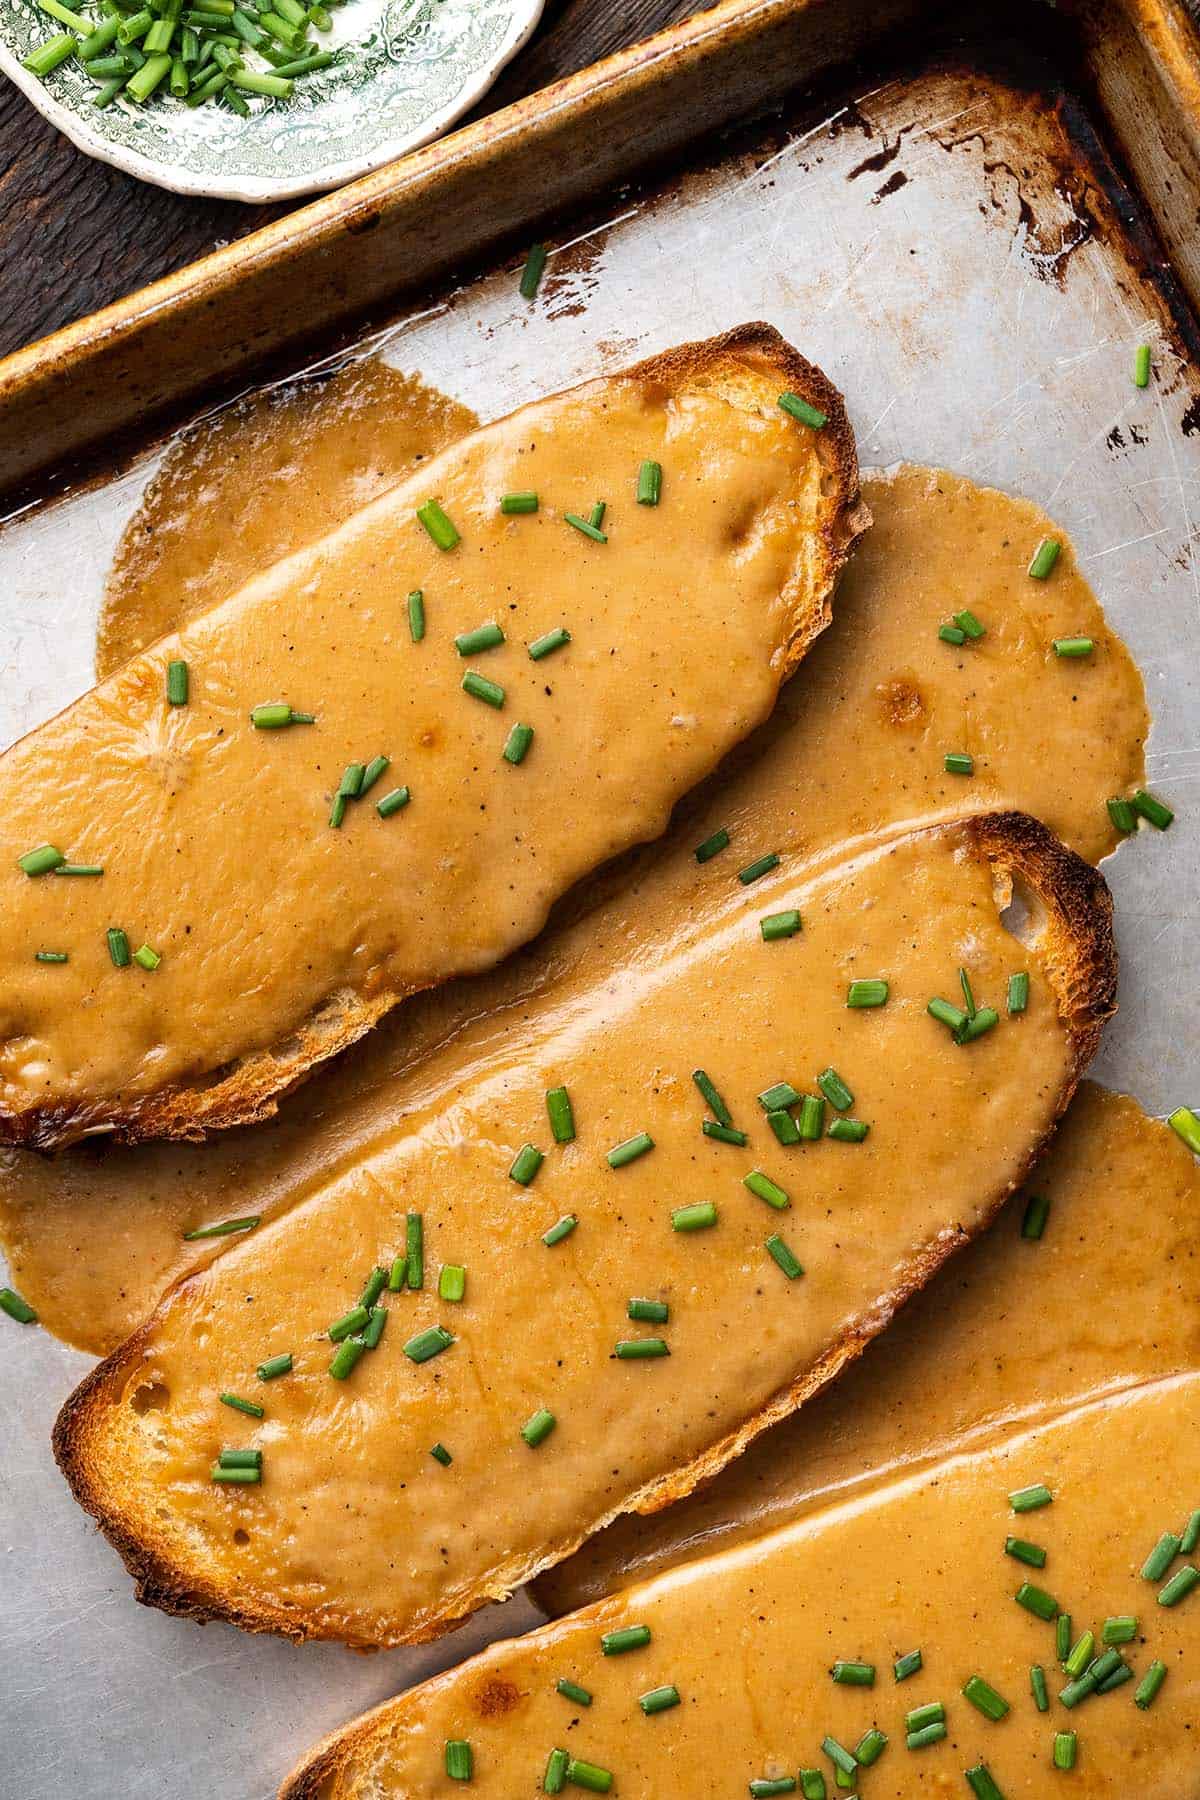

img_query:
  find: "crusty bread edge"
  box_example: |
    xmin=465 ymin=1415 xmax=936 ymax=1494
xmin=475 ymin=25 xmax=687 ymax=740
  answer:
xmin=52 ymin=811 xmax=1113 ymax=1666
xmin=10 ymin=322 xmax=866 ymax=1153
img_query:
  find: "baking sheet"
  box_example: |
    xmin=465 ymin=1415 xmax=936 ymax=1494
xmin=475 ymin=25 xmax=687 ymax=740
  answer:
xmin=1 ymin=46 xmax=1198 ymax=1800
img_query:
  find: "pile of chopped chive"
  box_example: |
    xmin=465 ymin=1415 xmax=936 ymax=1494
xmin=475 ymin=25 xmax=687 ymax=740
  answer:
xmin=22 ymin=0 xmax=342 ymax=114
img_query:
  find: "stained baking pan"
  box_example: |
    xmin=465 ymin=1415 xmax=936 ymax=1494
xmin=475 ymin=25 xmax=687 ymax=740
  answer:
xmin=1 ymin=1 xmax=1198 ymax=1795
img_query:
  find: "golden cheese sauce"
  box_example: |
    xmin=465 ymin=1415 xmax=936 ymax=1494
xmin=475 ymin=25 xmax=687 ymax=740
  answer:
xmin=0 ymin=464 xmax=1147 ymax=1353
xmin=288 ymin=1373 xmax=1200 ymax=1799
xmin=66 ymin=814 xmax=1104 ymax=1645
xmin=97 ymin=361 xmax=476 ymax=679
xmin=2 ymin=350 xmax=840 ymax=1143
xmin=538 ymin=1083 xmax=1200 ymax=1612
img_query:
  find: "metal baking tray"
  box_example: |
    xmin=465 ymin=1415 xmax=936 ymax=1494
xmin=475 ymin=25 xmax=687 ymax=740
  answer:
xmin=1 ymin=2 xmax=1198 ymax=1794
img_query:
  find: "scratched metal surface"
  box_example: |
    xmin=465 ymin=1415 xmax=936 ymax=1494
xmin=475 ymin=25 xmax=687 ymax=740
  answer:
xmin=0 ymin=54 xmax=1198 ymax=1800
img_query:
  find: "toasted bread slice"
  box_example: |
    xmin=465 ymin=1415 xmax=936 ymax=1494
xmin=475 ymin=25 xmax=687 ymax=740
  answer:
xmin=54 ymin=811 xmax=1113 ymax=1649
xmin=0 ymin=323 xmax=866 ymax=1151
xmin=280 ymin=1371 xmax=1198 ymax=1799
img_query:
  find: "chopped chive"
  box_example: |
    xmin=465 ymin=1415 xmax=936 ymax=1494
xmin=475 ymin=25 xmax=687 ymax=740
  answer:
xmin=34 ymin=950 xmax=68 ymax=964
xmin=403 ymin=1324 xmax=453 ymax=1364
xmin=211 ymin=1463 xmax=261 ymax=1484
xmin=1107 ymin=796 xmax=1136 ymax=833
xmin=607 ymin=1132 xmax=654 ymax=1168
xmin=847 ymin=978 xmax=888 ymax=1008
xmin=1158 ymin=1562 xmax=1199 ymax=1606
xmin=587 ymin=502 xmax=606 ymax=532
xmin=167 ymin=659 xmax=189 ymax=705
xmin=54 ymin=863 xmax=103 ymax=876
xmin=377 ymin=786 xmax=411 ymax=818
xmin=388 ymin=1254 xmax=407 ymax=1291
xmin=22 ymin=33 xmax=78 ymax=76
xmin=1031 ymin=1665 xmax=1049 ymax=1712
xmin=182 ymin=1214 xmax=259 ymax=1240
xmin=963 ymin=1675 xmax=1010 ymax=1721
xmin=564 ymin=1760 xmax=611 ymax=1794
xmin=1053 ymin=636 xmax=1094 ymax=659
xmin=1096 ymin=1657 xmax=1133 ymax=1695
xmin=1135 ymin=1660 xmax=1167 ymax=1709
xmin=767 ymin=1108 xmax=800 ymax=1146
xmin=1063 ymin=1636 xmax=1097 ymax=1678
xmin=462 ymin=670 xmax=505 ymax=708
xmin=1021 ymin=1194 xmax=1051 ymax=1240
xmin=501 ymin=491 xmax=538 ymax=515
xmin=510 ymin=1143 xmax=545 ymax=1186
xmin=556 ymin=1678 xmax=592 ymax=1707
xmin=256 ymin=1352 xmax=293 ymax=1381
xmin=1131 ymin=788 xmax=1174 ymax=829
xmin=1007 ymin=972 xmax=1029 ymax=1016
xmin=894 ymin=1649 xmax=923 ymax=1681
xmin=855 ymin=1728 xmax=887 ymax=1767
xmin=407 ymin=589 xmax=425 ymax=641
xmin=821 ymin=1736 xmax=857 ymax=1778
xmin=529 ymin=626 xmax=570 ymax=661
xmin=672 ymin=1201 xmax=717 ymax=1231
xmin=1016 ymin=1581 xmax=1059 ymax=1620
xmin=18 ymin=844 xmax=65 ymax=877
xmin=1142 ymin=1531 xmax=1181 ymax=1581
xmin=1011 ymin=1485 xmax=1053 ymax=1514
xmin=503 ymin=723 xmax=535 ymax=765
xmin=799 ymin=1774 xmax=825 ymax=1800
xmin=694 ymin=827 xmax=730 ymax=863
xmin=744 ymin=1169 xmax=789 ymax=1210
xmin=614 ymin=1302 xmax=666 ymax=1338
xmin=519 ymin=243 xmax=547 ymax=298
xmin=362 ymin=1308 xmax=387 ymax=1349
xmin=905 ymin=1703 xmax=945 ymax=1732
xmin=438 ymin=1264 xmax=466 ymax=1303
xmin=217 ymin=1448 xmax=262 ymax=1471
xmin=1134 ymin=342 xmax=1152 ymax=386
xmin=564 ymin=512 xmax=607 ymax=543
xmin=928 ymin=996 xmax=967 ymax=1032
xmin=961 ymin=967 xmax=978 ymax=1021
xmin=758 ymin=1081 xmax=801 ymax=1112
xmin=329 ymin=1337 xmax=366 ymax=1380
xmin=328 ymin=1304 xmax=370 ymax=1342
xmin=1029 ymin=537 xmax=1062 ymax=580
xmin=704 ymin=1119 xmax=748 ymax=1146
xmin=797 ymin=1094 xmax=825 ymax=1139
xmin=906 ymin=1721 xmax=946 ymax=1750
xmin=738 ymin=852 xmax=780 ymax=884
xmin=831 ymin=1661 xmax=875 ymax=1687
xmin=939 ymin=623 xmax=967 ymax=645
xmin=828 ymin=1118 xmax=869 ymax=1142
xmin=359 ymin=756 xmax=390 ymax=797
xmin=406 ymin=1212 xmax=424 ymax=1290
xmin=250 ymin=702 xmax=309 ymax=728
xmin=0 ymin=1288 xmax=37 ymax=1325
xmin=455 ymin=621 xmax=504 ymax=656
xmin=614 ymin=1336 xmax=669 ymax=1360
xmin=778 ymin=391 xmax=828 ymax=429
xmin=1101 ymin=1615 xmax=1137 ymax=1644
xmin=219 ymin=1392 xmax=264 ymax=1418
xmin=635 ymin=458 xmax=664 ymax=508
xmin=751 ymin=1781 xmax=797 ymax=1798
xmin=958 ymin=1006 xmax=999 ymax=1044
xmin=955 ymin=609 xmax=986 ymax=639
xmin=430 ymin=1442 xmax=453 ymax=1466
xmin=817 ymin=1068 xmax=853 ymax=1111
xmin=1056 ymin=1614 xmax=1073 ymax=1659
xmin=543 ymin=1214 xmax=578 ymax=1247
xmin=544 ymin=1747 xmax=570 ymax=1794
xmin=417 ymin=500 xmax=459 ymax=551
xmin=1166 ymin=1106 xmax=1200 ymax=1157
xmin=337 ymin=762 xmax=365 ymax=801
xmin=445 ymin=1740 xmax=472 ymax=1782
xmin=521 ymin=1407 xmax=556 ymax=1447
xmin=944 ymin=751 xmax=974 ymax=775
xmin=1182 ymin=1509 xmax=1200 ymax=1554
xmin=966 ymin=1766 xmax=1005 ymax=1800
xmin=1006 ymin=1537 xmax=1047 ymax=1568
xmin=1053 ymin=1732 xmax=1076 ymax=1772
xmin=546 ymin=1086 xmax=576 ymax=1142
xmin=761 ymin=909 xmax=801 ymax=941
xmin=601 ymin=1623 xmax=652 ymax=1655
xmin=638 ymin=1684 xmax=679 ymax=1715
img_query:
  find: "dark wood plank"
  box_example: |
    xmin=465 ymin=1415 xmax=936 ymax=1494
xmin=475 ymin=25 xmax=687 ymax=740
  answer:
xmin=0 ymin=0 xmax=704 ymax=360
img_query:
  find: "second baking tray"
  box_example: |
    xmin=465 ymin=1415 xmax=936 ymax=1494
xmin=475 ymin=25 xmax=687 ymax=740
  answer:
xmin=0 ymin=2 xmax=1197 ymax=1795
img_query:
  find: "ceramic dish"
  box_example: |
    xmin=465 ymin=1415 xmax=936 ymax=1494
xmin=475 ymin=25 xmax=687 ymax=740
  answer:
xmin=0 ymin=0 xmax=544 ymax=201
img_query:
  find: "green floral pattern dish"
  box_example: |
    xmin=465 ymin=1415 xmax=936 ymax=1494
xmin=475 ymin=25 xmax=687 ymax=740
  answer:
xmin=0 ymin=0 xmax=544 ymax=201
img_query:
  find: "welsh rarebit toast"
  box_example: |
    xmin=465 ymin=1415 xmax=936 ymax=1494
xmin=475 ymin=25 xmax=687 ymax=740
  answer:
xmin=54 ymin=812 xmax=1114 ymax=1649
xmin=0 ymin=324 xmax=865 ymax=1150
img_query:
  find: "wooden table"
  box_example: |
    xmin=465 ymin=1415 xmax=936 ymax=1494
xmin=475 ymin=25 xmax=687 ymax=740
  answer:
xmin=0 ymin=0 xmax=702 ymax=360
